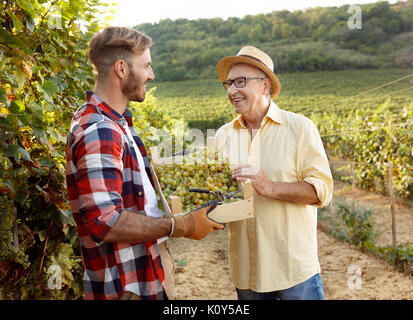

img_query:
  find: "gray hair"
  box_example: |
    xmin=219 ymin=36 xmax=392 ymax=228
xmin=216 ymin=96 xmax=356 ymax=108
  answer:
xmin=258 ymin=69 xmax=272 ymax=97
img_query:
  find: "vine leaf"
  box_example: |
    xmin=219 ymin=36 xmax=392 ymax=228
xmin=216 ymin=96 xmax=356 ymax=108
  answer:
xmin=0 ymin=28 xmax=32 ymax=54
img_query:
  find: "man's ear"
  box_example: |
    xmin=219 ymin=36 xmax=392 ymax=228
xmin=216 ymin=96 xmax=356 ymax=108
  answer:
xmin=113 ymin=59 xmax=128 ymax=79
xmin=263 ymin=77 xmax=271 ymax=96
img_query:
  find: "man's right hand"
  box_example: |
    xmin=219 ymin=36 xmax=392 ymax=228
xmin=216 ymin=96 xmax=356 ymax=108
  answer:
xmin=172 ymin=200 xmax=224 ymax=240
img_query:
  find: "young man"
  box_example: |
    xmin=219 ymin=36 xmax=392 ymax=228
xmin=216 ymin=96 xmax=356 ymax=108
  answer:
xmin=214 ymin=46 xmax=333 ymax=300
xmin=65 ymin=27 xmax=223 ymax=300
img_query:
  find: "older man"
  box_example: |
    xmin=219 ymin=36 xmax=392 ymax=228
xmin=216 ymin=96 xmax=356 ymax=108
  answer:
xmin=214 ymin=46 xmax=333 ymax=300
xmin=65 ymin=27 xmax=223 ymax=300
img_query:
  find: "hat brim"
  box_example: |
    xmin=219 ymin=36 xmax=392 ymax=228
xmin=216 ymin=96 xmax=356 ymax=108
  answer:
xmin=216 ymin=56 xmax=281 ymax=98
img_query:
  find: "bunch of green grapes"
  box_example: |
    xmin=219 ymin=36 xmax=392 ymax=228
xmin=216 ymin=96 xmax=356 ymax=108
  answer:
xmin=154 ymin=151 xmax=240 ymax=212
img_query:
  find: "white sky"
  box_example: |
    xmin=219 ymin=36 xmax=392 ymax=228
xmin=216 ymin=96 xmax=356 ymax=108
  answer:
xmin=107 ymin=0 xmax=401 ymax=27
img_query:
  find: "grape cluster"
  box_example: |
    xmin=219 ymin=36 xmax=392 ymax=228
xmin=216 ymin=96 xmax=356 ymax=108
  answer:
xmin=154 ymin=151 xmax=240 ymax=212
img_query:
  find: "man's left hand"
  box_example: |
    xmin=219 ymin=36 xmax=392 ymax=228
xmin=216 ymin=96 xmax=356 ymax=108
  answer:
xmin=232 ymin=165 xmax=272 ymax=197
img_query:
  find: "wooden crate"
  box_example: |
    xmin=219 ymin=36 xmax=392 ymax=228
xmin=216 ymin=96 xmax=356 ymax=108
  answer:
xmin=149 ymin=140 xmax=255 ymax=224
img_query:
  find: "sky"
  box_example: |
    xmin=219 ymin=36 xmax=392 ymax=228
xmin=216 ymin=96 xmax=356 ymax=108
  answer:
xmin=107 ymin=0 xmax=401 ymax=27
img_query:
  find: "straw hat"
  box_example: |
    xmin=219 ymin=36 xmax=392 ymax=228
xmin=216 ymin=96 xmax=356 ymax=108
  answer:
xmin=216 ymin=46 xmax=281 ymax=98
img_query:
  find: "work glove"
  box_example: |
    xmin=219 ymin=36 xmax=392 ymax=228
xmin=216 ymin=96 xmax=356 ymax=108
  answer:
xmin=172 ymin=200 xmax=224 ymax=240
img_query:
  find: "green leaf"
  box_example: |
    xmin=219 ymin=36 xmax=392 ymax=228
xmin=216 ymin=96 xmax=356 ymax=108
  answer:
xmin=60 ymin=209 xmax=75 ymax=226
xmin=16 ymin=0 xmax=34 ymax=17
xmin=0 ymin=87 xmax=6 ymax=101
xmin=24 ymin=13 xmax=35 ymax=33
xmin=17 ymin=114 xmax=30 ymax=126
xmin=52 ymin=36 xmax=68 ymax=51
xmin=37 ymin=229 xmax=48 ymax=242
xmin=71 ymin=278 xmax=83 ymax=296
xmin=35 ymin=81 xmax=56 ymax=103
xmin=0 ymin=28 xmax=32 ymax=54
xmin=5 ymin=143 xmax=19 ymax=159
xmin=43 ymin=80 xmax=58 ymax=96
xmin=27 ymin=101 xmax=43 ymax=113
xmin=0 ymin=179 xmax=15 ymax=194
xmin=39 ymin=157 xmax=54 ymax=167
xmin=9 ymin=100 xmax=26 ymax=113
xmin=13 ymin=69 xmax=26 ymax=89
xmin=6 ymin=10 xmax=24 ymax=33
xmin=19 ymin=146 xmax=30 ymax=161
xmin=46 ymin=238 xmax=55 ymax=251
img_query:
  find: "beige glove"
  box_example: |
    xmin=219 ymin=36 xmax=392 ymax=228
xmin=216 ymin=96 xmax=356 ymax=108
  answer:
xmin=172 ymin=200 xmax=224 ymax=240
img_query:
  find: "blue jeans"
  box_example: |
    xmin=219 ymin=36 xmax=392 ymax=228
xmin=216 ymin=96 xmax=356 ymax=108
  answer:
xmin=236 ymin=273 xmax=324 ymax=300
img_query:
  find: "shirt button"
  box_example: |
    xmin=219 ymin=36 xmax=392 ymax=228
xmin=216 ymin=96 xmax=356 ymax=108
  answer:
xmin=138 ymin=192 xmax=142 ymax=196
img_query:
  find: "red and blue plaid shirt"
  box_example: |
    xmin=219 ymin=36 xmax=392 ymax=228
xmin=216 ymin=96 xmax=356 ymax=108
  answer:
xmin=66 ymin=91 xmax=166 ymax=300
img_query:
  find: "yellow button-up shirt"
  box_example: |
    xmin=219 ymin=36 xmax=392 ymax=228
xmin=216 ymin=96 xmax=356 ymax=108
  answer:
xmin=214 ymin=101 xmax=333 ymax=292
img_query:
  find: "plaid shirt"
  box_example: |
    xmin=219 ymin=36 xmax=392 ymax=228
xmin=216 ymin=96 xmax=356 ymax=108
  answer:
xmin=66 ymin=91 xmax=166 ymax=300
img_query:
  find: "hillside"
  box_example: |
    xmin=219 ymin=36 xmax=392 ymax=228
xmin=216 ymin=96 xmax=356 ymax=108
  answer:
xmin=135 ymin=0 xmax=413 ymax=81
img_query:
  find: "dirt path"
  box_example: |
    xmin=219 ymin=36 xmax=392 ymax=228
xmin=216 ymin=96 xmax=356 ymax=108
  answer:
xmin=168 ymin=181 xmax=413 ymax=300
xmin=168 ymin=228 xmax=413 ymax=300
xmin=169 ymin=230 xmax=236 ymax=300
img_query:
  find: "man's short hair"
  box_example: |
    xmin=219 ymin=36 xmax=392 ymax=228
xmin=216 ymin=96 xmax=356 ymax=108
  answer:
xmin=88 ymin=26 xmax=152 ymax=80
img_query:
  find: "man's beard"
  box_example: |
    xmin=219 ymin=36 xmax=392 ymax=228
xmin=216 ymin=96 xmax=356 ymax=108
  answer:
xmin=121 ymin=70 xmax=145 ymax=102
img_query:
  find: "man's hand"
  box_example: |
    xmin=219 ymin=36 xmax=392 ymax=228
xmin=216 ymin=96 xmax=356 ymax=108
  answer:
xmin=232 ymin=165 xmax=272 ymax=197
xmin=232 ymin=165 xmax=320 ymax=205
xmin=172 ymin=201 xmax=224 ymax=240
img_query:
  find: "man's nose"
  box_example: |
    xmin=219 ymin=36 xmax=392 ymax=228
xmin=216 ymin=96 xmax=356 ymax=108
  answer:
xmin=148 ymin=67 xmax=155 ymax=81
xmin=227 ymin=82 xmax=238 ymax=94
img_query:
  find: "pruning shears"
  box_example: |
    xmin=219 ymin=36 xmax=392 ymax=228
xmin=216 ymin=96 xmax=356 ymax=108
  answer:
xmin=186 ymin=188 xmax=243 ymax=227
xmin=189 ymin=188 xmax=242 ymax=204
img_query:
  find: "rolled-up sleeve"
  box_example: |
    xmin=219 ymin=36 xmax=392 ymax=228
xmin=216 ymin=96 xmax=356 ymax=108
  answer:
xmin=298 ymin=119 xmax=333 ymax=208
xmin=73 ymin=121 xmax=124 ymax=242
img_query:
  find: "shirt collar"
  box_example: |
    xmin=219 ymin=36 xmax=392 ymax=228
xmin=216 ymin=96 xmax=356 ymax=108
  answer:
xmin=85 ymin=90 xmax=133 ymax=127
xmin=233 ymin=101 xmax=283 ymax=129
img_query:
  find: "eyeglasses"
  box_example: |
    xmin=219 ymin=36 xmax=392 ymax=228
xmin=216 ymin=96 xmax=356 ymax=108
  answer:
xmin=222 ymin=76 xmax=264 ymax=90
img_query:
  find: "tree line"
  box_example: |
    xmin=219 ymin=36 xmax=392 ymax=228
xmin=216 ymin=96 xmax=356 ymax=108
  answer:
xmin=134 ymin=0 xmax=413 ymax=81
